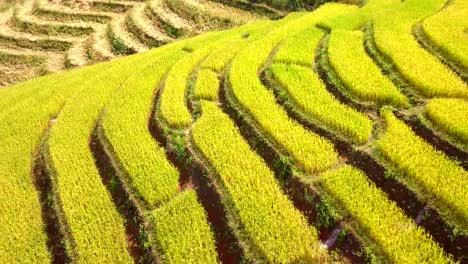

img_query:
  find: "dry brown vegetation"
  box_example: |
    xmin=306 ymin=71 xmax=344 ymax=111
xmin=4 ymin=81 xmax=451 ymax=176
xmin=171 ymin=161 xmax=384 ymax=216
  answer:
xmin=0 ymin=0 xmax=267 ymax=87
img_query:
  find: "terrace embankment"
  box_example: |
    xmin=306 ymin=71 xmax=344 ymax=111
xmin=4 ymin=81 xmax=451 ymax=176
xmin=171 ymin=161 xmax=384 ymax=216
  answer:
xmin=314 ymin=34 xmax=468 ymax=261
xmin=363 ymin=23 xmax=420 ymax=105
xmin=90 ymin=126 xmax=153 ymax=264
xmin=150 ymin=85 xmax=243 ymax=263
xmin=395 ymin=112 xmax=468 ymax=170
xmin=315 ymin=34 xmax=378 ymax=114
xmin=260 ymin=32 xmax=468 ymax=261
xmin=33 ymin=137 xmax=70 ymax=264
xmin=412 ymin=23 xmax=467 ymax=82
xmin=0 ymin=0 xmax=267 ymax=87
xmin=219 ymin=74 xmax=365 ymax=263
xmin=362 ymin=24 xmax=467 ymax=169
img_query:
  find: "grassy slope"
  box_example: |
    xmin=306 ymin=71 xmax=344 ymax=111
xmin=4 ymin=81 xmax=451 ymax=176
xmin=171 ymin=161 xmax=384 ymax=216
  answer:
xmin=0 ymin=0 xmax=268 ymax=87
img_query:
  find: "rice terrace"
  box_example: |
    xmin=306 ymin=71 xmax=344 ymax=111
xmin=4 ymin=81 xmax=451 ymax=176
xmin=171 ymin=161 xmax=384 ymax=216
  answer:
xmin=0 ymin=0 xmax=467 ymax=263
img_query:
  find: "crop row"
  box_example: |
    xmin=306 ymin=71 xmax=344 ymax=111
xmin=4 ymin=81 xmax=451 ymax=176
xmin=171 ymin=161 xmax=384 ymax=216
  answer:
xmin=201 ymin=38 xmax=251 ymax=72
xmin=164 ymin=0 xmax=234 ymax=30
xmin=309 ymin=0 xmax=467 ymax=253
xmin=0 ymin=59 xmax=113 ymax=263
xmin=148 ymin=22 xmax=288 ymax=261
xmin=317 ymin=0 xmax=400 ymax=31
xmin=146 ymin=0 xmax=193 ymax=38
xmin=318 ymin=165 xmax=453 ymax=263
xmin=376 ymin=109 xmax=468 ymax=230
xmin=11 ymin=11 xmax=95 ymax=37
xmin=271 ymin=25 xmax=322 ymax=67
xmin=125 ymin=5 xmax=169 ymax=49
xmin=421 ymin=0 xmax=468 ymax=74
xmin=191 ymin=30 xmax=332 ymax=261
xmin=100 ymin=37 xmax=222 ymax=262
xmin=224 ymin=22 xmax=455 ymax=264
xmin=231 ymin=1 xmax=466 ymax=261
xmin=71 ymin=0 xmax=133 ymax=13
xmin=0 ymin=34 xmax=73 ymax=52
xmin=207 ymin=0 xmax=283 ymax=19
xmin=98 ymin=35 xmax=224 ymax=261
xmin=268 ymin=23 xmax=376 ymax=136
xmin=190 ymin=100 xmax=328 ymax=262
xmin=193 ymin=21 xmax=272 ymax=101
xmin=316 ymin=0 xmax=467 ymax=100
xmin=43 ymin=50 xmax=157 ymax=263
xmin=0 ymin=14 xmax=276 ymax=263
xmin=2 ymin=0 xmax=467 ymax=262
xmin=424 ymin=98 xmax=468 ymax=147
xmin=0 ymin=5 xmax=291 ymax=263
xmin=372 ymin=0 xmax=467 ymax=99
xmin=197 ymin=0 xmax=271 ymax=29
xmin=158 ymin=30 xmax=234 ymax=128
xmin=228 ymin=4 xmax=360 ymax=173
xmin=194 ymin=68 xmax=220 ymax=101
xmin=38 ymin=40 xmax=219 ymax=262
xmin=152 ymin=190 xmax=218 ymax=263
xmin=266 ymin=63 xmax=373 ymax=145
xmin=158 ymin=19 xmax=274 ymax=129
xmin=32 ymin=3 xmax=112 ymax=24
xmin=100 ymin=44 xmax=184 ymax=209
xmin=310 ymin=0 xmax=468 ymax=236
xmin=193 ymin=38 xmax=254 ymax=102
xmin=326 ymin=30 xmax=409 ymax=107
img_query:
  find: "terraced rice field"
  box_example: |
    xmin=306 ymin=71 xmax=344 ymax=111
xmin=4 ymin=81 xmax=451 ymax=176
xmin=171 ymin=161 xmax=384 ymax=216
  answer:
xmin=0 ymin=0 xmax=272 ymax=86
xmin=0 ymin=0 xmax=467 ymax=263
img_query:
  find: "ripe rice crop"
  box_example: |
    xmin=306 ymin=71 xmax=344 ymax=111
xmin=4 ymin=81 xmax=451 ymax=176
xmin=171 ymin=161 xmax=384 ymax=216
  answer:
xmin=151 ymin=190 xmax=218 ymax=263
xmin=158 ymin=31 xmax=228 ymax=128
xmin=319 ymin=165 xmax=454 ymax=263
xmin=422 ymin=0 xmax=468 ymax=71
xmin=377 ymin=109 xmax=468 ymax=230
xmin=267 ymin=63 xmax=373 ymax=145
xmin=272 ymin=4 xmax=354 ymax=67
xmin=100 ymin=45 xmax=185 ymax=208
xmin=327 ymin=30 xmax=409 ymax=107
xmin=273 ymin=26 xmax=324 ymax=67
xmin=425 ymin=98 xmax=468 ymax=146
xmin=194 ymin=68 xmax=219 ymax=101
xmin=159 ymin=19 xmax=282 ymax=128
xmin=317 ymin=0 xmax=400 ymax=30
xmin=2 ymin=0 xmax=467 ymax=262
xmin=372 ymin=0 xmax=468 ymax=99
xmin=45 ymin=52 xmax=155 ymax=262
xmin=191 ymin=100 xmax=328 ymax=262
xmin=201 ymin=39 xmax=250 ymax=72
xmin=0 ymin=61 xmax=114 ymax=263
xmin=228 ymin=4 xmax=357 ymax=173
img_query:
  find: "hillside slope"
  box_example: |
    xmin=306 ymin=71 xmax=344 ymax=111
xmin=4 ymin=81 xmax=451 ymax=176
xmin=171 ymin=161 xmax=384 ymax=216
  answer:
xmin=0 ymin=0 xmax=467 ymax=263
xmin=0 ymin=0 xmax=272 ymax=87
